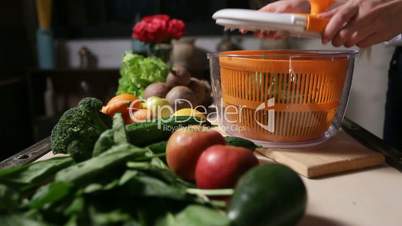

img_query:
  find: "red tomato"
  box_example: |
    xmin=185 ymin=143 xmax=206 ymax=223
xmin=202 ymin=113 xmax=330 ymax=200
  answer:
xmin=195 ymin=145 xmax=258 ymax=189
xmin=166 ymin=126 xmax=226 ymax=181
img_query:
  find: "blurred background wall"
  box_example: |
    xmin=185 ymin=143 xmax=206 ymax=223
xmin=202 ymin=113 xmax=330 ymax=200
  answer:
xmin=0 ymin=0 xmax=36 ymax=159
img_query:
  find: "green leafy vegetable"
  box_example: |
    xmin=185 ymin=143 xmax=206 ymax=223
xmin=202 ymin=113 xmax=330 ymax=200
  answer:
xmin=156 ymin=205 xmax=230 ymax=226
xmin=0 ymin=156 xmax=73 ymax=188
xmin=0 ymin=185 xmax=20 ymax=213
xmin=29 ymin=181 xmax=74 ymax=209
xmin=93 ymin=113 xmax=128 ymax=157
xmin=0 ymin=214 xmax=49 ymax=226
xmin=55 ymin=143 xmax=146 ymax=185
xmin=117 ymin=52 xmax=169 ymax=97
xmin=51 ymin=97 xmax=112 ymax=162
xmin=93 ymin=129 xmax=115 ymax=157
xmin=112 ymin=113 xmax=128 ymax=144
xmin=89 ymin=208 xmax=133 ymax=226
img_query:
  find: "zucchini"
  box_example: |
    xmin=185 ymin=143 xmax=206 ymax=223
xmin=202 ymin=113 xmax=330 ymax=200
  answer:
xmin=126 ymin=121 xmax=169 ymax=147
xmin=228 ymin=164 xmax=307 ymax=226
xmin=224 ymin=136 xmax=258 ymax=151
xmin=126 ymin=116 xmax=210 ymax=147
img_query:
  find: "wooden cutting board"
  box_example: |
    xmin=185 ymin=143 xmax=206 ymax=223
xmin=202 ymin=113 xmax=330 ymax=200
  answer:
xmin=215 ymin=126 xmax=385 ymax=178
xmin=255 ymin=131 xmax=385 ymax=178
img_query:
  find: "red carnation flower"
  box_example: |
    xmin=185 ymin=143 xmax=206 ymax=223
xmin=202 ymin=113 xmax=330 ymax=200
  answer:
xmin=167 ymin=19 xmax=185 ymax=39
xmin=132 ymin=14 xmax=185 ymax=44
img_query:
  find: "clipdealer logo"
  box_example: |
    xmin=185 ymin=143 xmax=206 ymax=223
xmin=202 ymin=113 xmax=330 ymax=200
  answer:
xmin=254 ymin=97 xmax=275 ymax=133
xmin=125 ymin=98 xmax=276 ymax=133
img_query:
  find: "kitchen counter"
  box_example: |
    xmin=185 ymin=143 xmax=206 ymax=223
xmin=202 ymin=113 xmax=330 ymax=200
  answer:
xmin=299 ymin=166 xmax=401 ymax=226
xmin=1 ymin=118 xmax=401 ymax=226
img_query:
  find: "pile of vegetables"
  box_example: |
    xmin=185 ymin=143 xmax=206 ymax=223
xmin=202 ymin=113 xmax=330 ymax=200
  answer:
xmin=115 ymin=50 xmax=212 ymax=124
xmin=101 ymin=91 xmax=208 ymax=126
xmin=0 ymin=97 xmax=307 ymax=226
xmin=144 ymin=65 xmax=212 ymax=110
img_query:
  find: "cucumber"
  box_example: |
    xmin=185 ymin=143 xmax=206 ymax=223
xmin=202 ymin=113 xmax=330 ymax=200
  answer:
xmin=126 ymin=116 xmax=210 ymax=147
xmin=224 ymin=136 xmax=258 ymax=151
xmin=126 ymin=121 xmax=170 ymax=147
xmin=228 ymin=164 xmax=307 ymax=226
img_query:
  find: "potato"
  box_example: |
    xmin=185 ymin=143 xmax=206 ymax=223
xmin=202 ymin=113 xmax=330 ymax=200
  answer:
xmin=199 ymin=80 xmax=212 ymax=106
xmin=143 ymin=82 xmax=170 ymax=99
xmin=166 ymin=65 xmax=191 ymax=87
xmin=187 ymin=78 xmax=212 ymax=106
xmin=166 ymin=86 xmax=196 ymax=110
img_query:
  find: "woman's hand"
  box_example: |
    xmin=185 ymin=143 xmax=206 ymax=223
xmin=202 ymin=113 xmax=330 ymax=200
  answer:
xmin=321 ymin=0 xmax=402 ymax=48
xmin=259 ymin=0 xmax=310 ymax=13
xmin=257 ymin=0 xmax=310 ymax=39
xmin=256 ymin=0 xmax=344 ymax=39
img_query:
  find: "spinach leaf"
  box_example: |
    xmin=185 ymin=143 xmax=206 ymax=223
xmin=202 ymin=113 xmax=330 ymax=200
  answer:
xmin=118 ymin=170 xmax=187 ymax=200
xmin=0 ymin=157 xmax=73 ymax=188
xmin=157 ymin=205 xmax=230 ymax=226
xmin=0 ymin=184 xmax=20 ymax=212
xmin=29 ymin=181 xmax=74 ymax=209
xmin=0 ymin=214 xmax=49 ymax=226
xmin=64 ymin=196 xmax=85 ymax=217
xmin=0 ymin=165 xmax=26 ymax=178
xmin=131 ymin=175 xmax=187 ymax=200
xmin=55 ymin=144 xmax=146 ymax=185
xmin=125 ymin=165 xmax=192 ymax=188
xmin=89 ymin=207 xmax=133 ymax=226
xmin=113 ymin=113 xmax=128 ymax=144
xmin=93 ymin=129 xmax=115 ymax=157
xmin=93 ymin=114 xmax=128 ymax=158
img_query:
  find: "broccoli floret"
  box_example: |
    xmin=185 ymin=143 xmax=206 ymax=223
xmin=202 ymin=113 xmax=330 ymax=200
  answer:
xmin=51 ymin=97 xmax=112 ymax=162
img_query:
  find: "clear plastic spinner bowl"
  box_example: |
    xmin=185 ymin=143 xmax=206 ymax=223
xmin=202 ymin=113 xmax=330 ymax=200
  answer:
xmin=208 ymin=50 xmax=358 ymax=148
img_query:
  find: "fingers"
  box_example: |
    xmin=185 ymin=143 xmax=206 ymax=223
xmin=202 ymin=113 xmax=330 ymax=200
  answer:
xmin=356 ymin=33 xmax=379 ymax=48
xmin=322 ymin=3 xmax=359 ymax=44
xmin=259 ymin=3 xmax=278 ymax=13
xmin=273 ymin=31 xmax=289 ymax=40
xmin=253 ymin=0 xmax=310 ymax=40
xmin=255 ymin=2 xmax=291 ymax=40
xmin=356 ymin=32 xmax=397 ymax=48
xmin=331 ymin=19 xmax=374 ymax=47
xmin=319 ymin=6 xmax=339 ymax=18
xmin=255 ymin=30 xmax=289 ymax=40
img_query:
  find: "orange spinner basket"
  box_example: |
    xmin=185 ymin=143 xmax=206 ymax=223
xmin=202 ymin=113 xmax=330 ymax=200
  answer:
xmin=218 ymin=50 xmax=353 ymax=143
